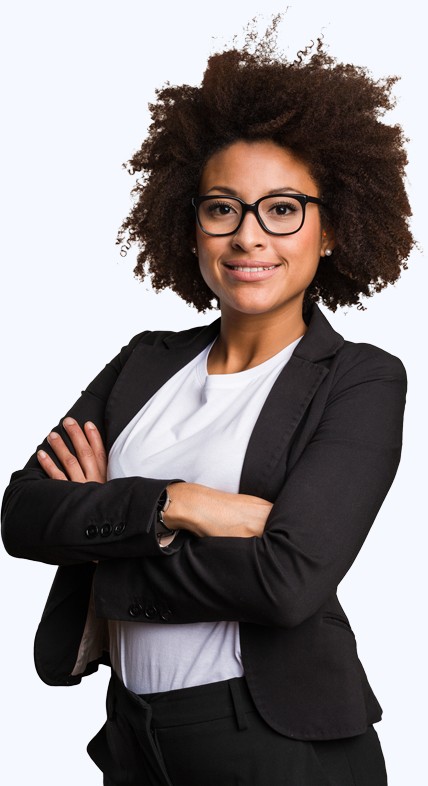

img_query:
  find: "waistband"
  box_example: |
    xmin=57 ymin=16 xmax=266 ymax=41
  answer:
xmin=111 ymin=670 xmax=256 ymax=731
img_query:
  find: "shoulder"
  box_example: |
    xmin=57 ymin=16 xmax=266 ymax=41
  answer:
xmin=335 ymin=340 xmax=407 ymax=385
xmin=321 ymin=340 xmax=408 ymax=432
xmin=300 ymin=304 xmax=406 ymax=388
xmin=125 ymin=319 xmax=220 ymax=353
xmin=131 ymin=324 xmax=208 ymax=347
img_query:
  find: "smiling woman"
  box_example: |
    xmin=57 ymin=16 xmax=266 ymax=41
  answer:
xmin=1 ymin=21 xmax=413 ymax=786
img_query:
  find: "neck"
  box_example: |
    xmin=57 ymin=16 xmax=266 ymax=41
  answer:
xmin=208 ymin=300 xmax=308 ymax=374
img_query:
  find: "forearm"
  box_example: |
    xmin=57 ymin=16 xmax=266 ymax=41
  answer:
xmin=2 ymin=470 xmax=181 ymax=565
xmin=164 ymin=482 xmax=272 ymax=538
xmin=2 ymin=451 xmax=270 ymax=566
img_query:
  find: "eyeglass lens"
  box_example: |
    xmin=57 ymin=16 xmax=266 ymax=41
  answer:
xmin=197 ymin=196 xmax=304 ymax=235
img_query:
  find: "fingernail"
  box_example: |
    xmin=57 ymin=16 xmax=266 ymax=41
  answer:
xmin=48 ymin=431 xmax=59 ymax=440
xmin=38 ymin=450 xmax=47 ymax=459
xmin=63 ymin=417 xmax=76 ymax=427
xmin=85 ymin=421 xmax=96 ymax=430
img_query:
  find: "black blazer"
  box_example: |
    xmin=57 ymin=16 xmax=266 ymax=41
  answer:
xmin=1 ymin=304 xmax=407 ymax=741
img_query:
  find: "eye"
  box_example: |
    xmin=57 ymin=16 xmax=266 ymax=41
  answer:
xmin=268 ymin=200 xmax=299 ymax=216
xmin=206 ymin=200 xmax=239 ymax=216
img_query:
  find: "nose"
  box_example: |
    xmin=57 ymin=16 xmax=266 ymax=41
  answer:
xmin=231 ymin=210 xmax=267 ymax=250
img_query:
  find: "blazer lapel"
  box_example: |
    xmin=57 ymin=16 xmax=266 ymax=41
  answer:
xmin=239 ymin=306 xmax=344 ymax=500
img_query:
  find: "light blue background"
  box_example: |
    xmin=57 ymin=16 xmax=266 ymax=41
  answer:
xmin=1 ymin=2 xmax=426 ymax=783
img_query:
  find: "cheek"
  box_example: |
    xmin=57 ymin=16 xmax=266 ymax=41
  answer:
xmin=196 ymin=238 xmax=224 ymax=279
xmin=197 ymin=250 xmax=219 ymax=294
xmin=198 ymin=258 xmax=210 ymax=288
xmin=277 ymin=225 xmax=322 ymax=265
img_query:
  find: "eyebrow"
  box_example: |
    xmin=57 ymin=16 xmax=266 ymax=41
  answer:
xmin=205 ymin=186 xmax=305 ymax=196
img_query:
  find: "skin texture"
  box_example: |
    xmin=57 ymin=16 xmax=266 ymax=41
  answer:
xmin=38 ymin=141 xmax=334 ymax=538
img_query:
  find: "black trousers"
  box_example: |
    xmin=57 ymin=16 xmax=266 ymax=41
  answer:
xmin=88 ymin=672 xmax=388 ymax=786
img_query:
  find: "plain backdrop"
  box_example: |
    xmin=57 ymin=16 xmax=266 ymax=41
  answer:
xmin=1 ymin=2 xmax=426 ymax=784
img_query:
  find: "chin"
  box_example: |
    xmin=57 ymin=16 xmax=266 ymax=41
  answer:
xmin=221 ymin=297 xmax=283 ymax=316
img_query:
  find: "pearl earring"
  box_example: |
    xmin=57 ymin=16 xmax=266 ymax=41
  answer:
xmin=325 ymin=249 xmax=333 ymax=257
xmin=191 ymin=246 xmax=198 ymax=256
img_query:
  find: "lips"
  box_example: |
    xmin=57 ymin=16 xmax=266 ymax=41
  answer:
xmin=222 ymin=261 xmax=281 ymax=282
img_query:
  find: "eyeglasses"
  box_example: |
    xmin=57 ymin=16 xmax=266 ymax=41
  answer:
xmin=192 ymin=193 xmax=323 ymax=237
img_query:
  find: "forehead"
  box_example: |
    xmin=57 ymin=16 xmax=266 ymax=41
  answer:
xmin=199 ymin=140 xmax=318 ymax=198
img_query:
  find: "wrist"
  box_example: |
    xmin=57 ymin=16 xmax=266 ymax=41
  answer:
xmin=156 ymin=488 xmax=173 ymax=533
xmin=157 ymin=481 xmax=190 ymax=532
xmin=163 ymin=481 xmax=197 ymax=531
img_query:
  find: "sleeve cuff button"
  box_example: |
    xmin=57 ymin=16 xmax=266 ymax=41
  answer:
xmin=128 ymin=604 xmax=143 ymax=617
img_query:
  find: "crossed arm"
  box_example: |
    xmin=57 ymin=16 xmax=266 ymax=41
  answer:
xmin=37 ymin=416 xmax=272 ymax=539
xmin=1 ymin=334 xmax=273 ymax=566
xmin=1 ymin=334 xmax=407 ymax=629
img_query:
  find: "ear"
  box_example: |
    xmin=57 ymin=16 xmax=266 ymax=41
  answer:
xmin=320 ymin=226 xmax=336 ymax=257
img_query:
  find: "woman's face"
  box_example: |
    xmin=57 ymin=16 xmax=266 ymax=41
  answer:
xmin=196 ymin=140 xmax=333 ymax=321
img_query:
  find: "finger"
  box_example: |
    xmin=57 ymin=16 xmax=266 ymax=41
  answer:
xmin=37 ymin=449 xmax=68 ymax=481
xmin=47 ymin=431 xmax=86 ymax=482
xmin=84 ymin=421 xmax=107 ymax=480
xmin=62 ymin=417 xmax=104 ymax=481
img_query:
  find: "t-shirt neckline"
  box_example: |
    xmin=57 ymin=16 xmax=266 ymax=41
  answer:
xmin=195 ymin=335 xmax=303 ymax=388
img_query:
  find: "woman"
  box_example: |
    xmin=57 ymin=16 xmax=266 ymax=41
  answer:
xmin=1 ymin=30 xmax=413 ymax=786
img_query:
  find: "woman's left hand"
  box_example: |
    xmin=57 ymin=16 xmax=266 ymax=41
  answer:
xmin=37 ymin=418 xmax=107 ymax=483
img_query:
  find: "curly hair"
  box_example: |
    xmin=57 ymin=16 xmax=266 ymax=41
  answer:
xmin=116 ymin=23 xmax=414 ymax=312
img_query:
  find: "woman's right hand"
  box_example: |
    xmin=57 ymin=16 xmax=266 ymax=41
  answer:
xmin=37 ymin=417 xmax=107 ymax=483
xmin=164 ymin=482 xmax=272 ymax=538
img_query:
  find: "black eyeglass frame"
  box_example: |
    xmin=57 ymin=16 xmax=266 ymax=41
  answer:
xmin=192 ymin=193 xmax=324 ymax=237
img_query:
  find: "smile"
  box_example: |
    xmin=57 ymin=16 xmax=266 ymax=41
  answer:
xmin=221 ymin=263 xmax=281 ymax=283
xmin=226 ymin=265 xmax=278 ymax=272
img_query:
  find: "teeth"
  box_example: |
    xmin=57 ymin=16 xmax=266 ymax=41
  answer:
xmin=229 ymin=266 xmax=276 ymax=272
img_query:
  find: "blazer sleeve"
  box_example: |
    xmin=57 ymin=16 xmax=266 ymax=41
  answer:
xmin=95 ymin=346 xmax=407 ymax=628
xmin=1 ymin=333 xmax=182 ymax=566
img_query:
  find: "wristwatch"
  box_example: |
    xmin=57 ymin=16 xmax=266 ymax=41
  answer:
xmin=156 ymin=488 xmax=173 ymax=534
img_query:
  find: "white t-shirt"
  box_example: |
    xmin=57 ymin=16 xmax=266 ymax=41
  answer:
xmin=107 ymin=335 xmax=302 ymax=694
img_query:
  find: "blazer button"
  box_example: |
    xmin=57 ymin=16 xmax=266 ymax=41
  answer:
xmin=144 ymin=604 xmax=158 ymax=620
xmin=85 ymin=524 xmax=98 ymax=539
xmin=160 ymin=609 xmax=172 ymax=622
xmin=128 ymin=603 xmax=143 ymax=617
xmin=114 ymin=522 xmax=125 ymax=536
xmin=100 ymin=523 xmax=112 ymax=537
